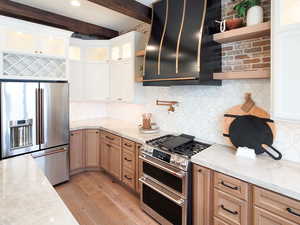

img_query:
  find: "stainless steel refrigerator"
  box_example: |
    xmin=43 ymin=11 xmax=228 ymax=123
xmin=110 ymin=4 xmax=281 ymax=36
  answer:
xmin=0 ymin=81 xmax=69 ymax=185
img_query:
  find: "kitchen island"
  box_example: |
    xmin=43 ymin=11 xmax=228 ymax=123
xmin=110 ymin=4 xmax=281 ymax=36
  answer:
xmin=0 ymin=155 xmax=79 ymax=225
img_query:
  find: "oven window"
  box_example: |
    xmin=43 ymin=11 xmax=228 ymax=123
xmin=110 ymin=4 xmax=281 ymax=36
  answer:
xmin=143 ymin=184 xmax=182 ymax=225
xmin=143 ymin=161 xmax=183 ymax=193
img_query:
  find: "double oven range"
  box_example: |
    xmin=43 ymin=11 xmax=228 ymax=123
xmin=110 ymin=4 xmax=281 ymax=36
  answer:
xmin=139 ymin=134 xmax=210 ymax=225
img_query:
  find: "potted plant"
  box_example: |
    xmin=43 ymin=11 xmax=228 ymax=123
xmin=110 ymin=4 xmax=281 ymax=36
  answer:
xmin=233 ymin=0 xmax=263 ymax=27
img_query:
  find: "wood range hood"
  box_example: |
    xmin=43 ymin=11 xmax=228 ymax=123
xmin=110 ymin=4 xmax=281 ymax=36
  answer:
xmin=143 ymin=0 xmax=222 ymax=86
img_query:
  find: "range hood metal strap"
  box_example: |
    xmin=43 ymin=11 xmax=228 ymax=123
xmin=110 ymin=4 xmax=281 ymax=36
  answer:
xmin=142 ymin=77 xmax=197 ymax=82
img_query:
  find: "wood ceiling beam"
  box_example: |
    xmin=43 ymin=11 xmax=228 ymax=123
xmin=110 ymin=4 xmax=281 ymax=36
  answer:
xmin=87 ymin=0 xmax=152 ymax=24
xmin=0 ymin=0 xmax=118 ymax=39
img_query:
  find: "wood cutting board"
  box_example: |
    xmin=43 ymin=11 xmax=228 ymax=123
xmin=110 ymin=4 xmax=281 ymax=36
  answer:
xmin=223 ymin=93 xmax=276 ymax=148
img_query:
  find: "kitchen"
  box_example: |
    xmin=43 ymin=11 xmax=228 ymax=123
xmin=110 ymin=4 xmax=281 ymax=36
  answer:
xmin=1 ymin=0 xmax=300 ymax=225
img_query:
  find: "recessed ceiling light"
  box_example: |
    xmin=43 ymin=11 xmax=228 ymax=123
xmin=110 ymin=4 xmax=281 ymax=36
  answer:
xmin=70 ymin=0 xmax=81 ymax=7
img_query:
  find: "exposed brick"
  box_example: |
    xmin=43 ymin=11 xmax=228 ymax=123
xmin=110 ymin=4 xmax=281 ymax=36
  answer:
xmin=243 ymin=58 xmax=261 ymax=64
xmin=222 ymin=46 xmax=233 ymax=51
xmin=233 ymin=65 xmax=251 ymax=71
xmin=252 ymin=63 xmax=270 ymax=69
xmin=244 ymin=47 xmax=262 ymax=53
xmin=234 ymin=43 xmax=252 ymax=50
xmin=235 ymin=55 xmax=250 ymax=60
xmin=263 ymin=46 xmax=271 ymax=51
xmin=263 ymin=57 xmax=271 ymax=63
xmin=253 ymin=52 xmax=271 ymax=58
xmin=253 ymin=40 xmax=271 ymax=47
xmin=227 ymin=50 xmax=243 ymax=56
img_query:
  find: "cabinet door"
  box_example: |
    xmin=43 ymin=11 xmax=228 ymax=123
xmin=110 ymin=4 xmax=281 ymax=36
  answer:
xmin=100 ymin=143 xmax=109 ymax=171
xmin=70 ymin=130 xmax=84 ymax=171
xmin=109 ymin=144 xmax=121 ymax=180
xmin=254 ymin=207 xmax=297 ymax=225
xmin=40 ymin=36 xmax=66 ymax=57
xmin=110 ymin=60 xmax=134 ymax=102
xmin=135 ymin=144 xmax=142 ymax=193
xmin=193 ymin=164 xmax=213 ymax=225
xmin=272 ymin=0 xmax=300 ymax=120
xmin=69 ymin=60 xmax=84 ymax=101
xmin=85 ymin=130 xmax=100 ymax=168
xmin=83 ymin=62 xmax=110 ymax=101
xmin=4 ymin=29 xmax=37 ymax=54
xmin=85 ymin=47 xmax=109 ymax=62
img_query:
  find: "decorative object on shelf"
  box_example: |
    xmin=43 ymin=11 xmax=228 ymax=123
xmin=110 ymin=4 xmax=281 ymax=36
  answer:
xmin=226 ymin=18 xmax=244 ymax=30
xmin=233 ymin=0 xmax=263 ymax=27
xmin=139 ymin=124 xmax=160 ymax=134
xmin=215 ymin=20 xmax=226 ymax=32
xmin=222 ymin=93 xmax=282 ymax=160
xmin=156 ymin=100 xmax=178 ymax=113
xmin=3 ymin=53 xmax=66 ymax=79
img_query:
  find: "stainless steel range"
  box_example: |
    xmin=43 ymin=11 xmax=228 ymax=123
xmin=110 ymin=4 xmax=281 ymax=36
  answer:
xmin=139 ymin=134 xmax=210 ymax=225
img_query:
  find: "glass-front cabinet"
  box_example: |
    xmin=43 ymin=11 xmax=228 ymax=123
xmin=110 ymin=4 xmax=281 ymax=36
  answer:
xmin=110 ymin=40 xmax=133 ymax=61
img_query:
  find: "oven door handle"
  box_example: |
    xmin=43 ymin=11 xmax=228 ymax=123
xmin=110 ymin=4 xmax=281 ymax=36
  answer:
xmin=139 ymin=155 xmax=185 ymax=178
xmin=139 ymin=177 xmax=185 ymax=206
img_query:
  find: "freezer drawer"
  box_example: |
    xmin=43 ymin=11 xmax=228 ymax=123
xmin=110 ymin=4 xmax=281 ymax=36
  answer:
xmin=32 ymin=146 xmax=69 ymax=186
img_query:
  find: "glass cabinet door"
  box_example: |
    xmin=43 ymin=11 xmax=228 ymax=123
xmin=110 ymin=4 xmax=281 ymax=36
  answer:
xmin=69 ymin=46 xmax=81 ymax=61
xmin=121 ymin=42 xmax=132 ymax=59
xmin=85 ymin=47 xmax=109 ymax=61
xmin=41 ymin=36 xmax=66 ymax=57
xmin=4 ymin=29 xmax=37 ymax=54
xmin=111 ymin=46 xmax=121 ymax=61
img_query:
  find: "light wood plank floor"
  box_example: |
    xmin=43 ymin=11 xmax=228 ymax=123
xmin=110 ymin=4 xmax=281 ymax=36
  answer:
xmin=55 ymin=171 xmax=159 ymax=225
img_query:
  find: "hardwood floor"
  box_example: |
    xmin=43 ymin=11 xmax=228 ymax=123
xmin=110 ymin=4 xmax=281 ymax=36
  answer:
xmin=55 ymin=171 xmax=159 ymax=225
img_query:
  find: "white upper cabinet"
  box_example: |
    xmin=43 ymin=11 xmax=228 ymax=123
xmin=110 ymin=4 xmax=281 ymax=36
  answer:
xmin=0 ymin=16 xmax=71 ymax=58
xmin=86 ymin=47 xmax=109 ymax=62
xmin=272 ymin=0 xmax=300 ymax=121
xmin=110 ymin=34 xmax=134 ymax=61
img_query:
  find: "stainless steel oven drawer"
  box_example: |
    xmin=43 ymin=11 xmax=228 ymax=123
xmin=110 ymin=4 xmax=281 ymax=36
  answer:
xmin=140 ymin=177 xmax=187 ymax=225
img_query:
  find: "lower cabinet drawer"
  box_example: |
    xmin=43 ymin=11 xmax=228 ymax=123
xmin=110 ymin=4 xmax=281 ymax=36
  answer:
xmin=122 ymin=168 xmax=135 ymax=189
xmin=123 ymin=149 xmax=135 ymax=170
xmin=254 ymin=207 xmax=298 ymax=225
xmin=214 ymin=189 xmax=248 ymax=225
xmin=214 ymin=217 xmax=231 ymax=225
xmin=253 ymin=186 xmax=300 ymax=224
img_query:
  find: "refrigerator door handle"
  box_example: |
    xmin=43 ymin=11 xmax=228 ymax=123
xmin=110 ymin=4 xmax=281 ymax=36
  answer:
xmin=35 ymin=88 xmax=40 ymax=145
xmin=40 ymin=88 xmax=45 ymax=144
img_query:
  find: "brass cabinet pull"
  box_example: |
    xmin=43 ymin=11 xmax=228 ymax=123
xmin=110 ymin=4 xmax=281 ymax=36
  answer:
xmin=287 ymin=208 xmax=300 ymax=217
xmin=221 ymin=205 xmax=238 ymax=215
xmin=124 ymin=143 xmax=132 ymax=147
xmin=221 ymin=181 xmax=239 ymax=190
xmin=106 ymin=143 xmax=111 ymax=148
xmin=198 ymin=169 xmax=202 ymax=173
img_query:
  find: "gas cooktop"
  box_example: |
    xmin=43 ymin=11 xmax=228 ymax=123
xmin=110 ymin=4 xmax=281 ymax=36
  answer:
xmin=145 ymin=134 xmax=210 ymax=158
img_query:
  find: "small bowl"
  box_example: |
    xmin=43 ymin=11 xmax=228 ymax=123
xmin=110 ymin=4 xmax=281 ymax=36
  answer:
xmin=226 ymin=18 xmax=244 ymax=30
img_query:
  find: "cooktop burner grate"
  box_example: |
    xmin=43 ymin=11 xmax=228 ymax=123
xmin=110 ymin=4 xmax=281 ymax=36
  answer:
xmin=146 ymin=135 xmax=210 ymax=158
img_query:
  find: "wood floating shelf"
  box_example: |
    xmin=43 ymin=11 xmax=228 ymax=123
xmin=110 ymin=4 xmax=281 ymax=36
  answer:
xmin=213 ymin=70 xmax=270 ymax=80
xmin=213 ymin=21 xmax=271 ymax=44
xmin=135 ymin=50 xmax=145 ymax=57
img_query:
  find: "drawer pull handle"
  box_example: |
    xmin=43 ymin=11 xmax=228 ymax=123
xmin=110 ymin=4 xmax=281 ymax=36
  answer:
xmin=124 ymin=175 xmax=132 ymax=180
xmin=124 ymin=143 xmax=132 ymax=147
xmin=106 ymin=136 xmax=114 ymax=141
xmin=221 ymin=205 xmax=238 ymax=215
xmin=106 ymin=144 xmax=111 ymax=148
xmin=124 ymin=157 xmax=132 ymax=162
xmin=221 ymin=181 xmax=238 ymax=190
xmin=287 ymin=208 xmax=300 ymax=217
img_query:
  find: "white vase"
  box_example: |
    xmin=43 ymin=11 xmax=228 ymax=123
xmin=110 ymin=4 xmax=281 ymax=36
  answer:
xmin=247 ymin=5 xmax=264 ymax=26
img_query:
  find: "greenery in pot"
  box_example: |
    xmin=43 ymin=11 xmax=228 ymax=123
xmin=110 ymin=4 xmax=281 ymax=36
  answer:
xmin=233 ymin=0 xmax=261 ymax=18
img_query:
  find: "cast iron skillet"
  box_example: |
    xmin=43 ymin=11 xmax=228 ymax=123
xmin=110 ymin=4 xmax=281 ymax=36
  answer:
xmin=224 ymin=114 xmax=282 ymax=160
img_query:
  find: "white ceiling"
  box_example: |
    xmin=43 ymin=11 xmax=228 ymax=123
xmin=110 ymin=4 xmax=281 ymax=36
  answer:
xmin=11 ymin=0 xmax=156 ymax=32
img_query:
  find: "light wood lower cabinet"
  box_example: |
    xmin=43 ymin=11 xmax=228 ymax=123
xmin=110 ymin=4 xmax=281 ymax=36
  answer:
xmin=193 ymin=165 xmax=213 ymax=225
xmin=100 ymin=143 xmax=110 ymax=171
xmin=254 ymin=207 xmax=298 ymax=225
xmin=109 ymin=144 xmax=122 ymax=179
xmin=85 ymin=129 xmax=100 ymax=168
xmin=70 ymin=130 xmax=85 ymax=172
xmin=193 ymin=164 xmax=300 ymax=225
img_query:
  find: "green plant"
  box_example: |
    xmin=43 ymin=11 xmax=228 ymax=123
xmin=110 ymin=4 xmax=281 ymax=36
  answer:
xmin=233 ymin=0 xmax=261 ymax=18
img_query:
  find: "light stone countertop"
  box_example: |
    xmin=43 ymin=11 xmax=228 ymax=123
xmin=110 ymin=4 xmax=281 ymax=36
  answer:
xmin=0 ymin=155 xmax=79 ymax=225
xmin=192 ymin=144 xmax=300 ymax=201
xmin=70 ymin=117 xmax=170 ymax=143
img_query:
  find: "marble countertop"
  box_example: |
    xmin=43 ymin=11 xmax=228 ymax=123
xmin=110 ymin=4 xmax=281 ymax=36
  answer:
xmin=192 ymin=144 xmax=300 ymax=201
xmin=70 ymin=117 xmax=169 ymax=144
xmin=0 ymin=155 xmax=79 ymax=225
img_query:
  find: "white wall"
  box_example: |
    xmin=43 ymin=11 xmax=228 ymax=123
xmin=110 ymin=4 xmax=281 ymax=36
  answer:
xmin=70 ymin=102 xmax=107 ymax=121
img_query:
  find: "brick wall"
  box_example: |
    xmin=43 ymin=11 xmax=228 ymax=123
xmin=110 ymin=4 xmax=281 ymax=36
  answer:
xmin=121 ymin=0 xmax=271 ymax=73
